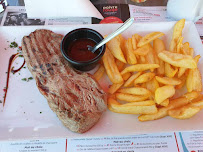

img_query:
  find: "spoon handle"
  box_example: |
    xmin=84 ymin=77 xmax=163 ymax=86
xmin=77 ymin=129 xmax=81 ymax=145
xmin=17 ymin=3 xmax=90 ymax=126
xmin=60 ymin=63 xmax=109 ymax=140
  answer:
xmin=92 ymin=17 xmax=134 ymax=53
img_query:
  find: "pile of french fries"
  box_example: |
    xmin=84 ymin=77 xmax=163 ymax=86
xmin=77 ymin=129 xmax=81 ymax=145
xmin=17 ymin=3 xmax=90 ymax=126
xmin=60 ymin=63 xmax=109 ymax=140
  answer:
xmin=93 ymin=19 xmax=203 ymax=121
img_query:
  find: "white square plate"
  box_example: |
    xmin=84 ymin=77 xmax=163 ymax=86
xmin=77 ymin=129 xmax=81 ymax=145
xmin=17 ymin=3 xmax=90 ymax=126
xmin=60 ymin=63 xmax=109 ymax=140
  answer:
xmin=0 ymin=22 xmax=203 ymax=141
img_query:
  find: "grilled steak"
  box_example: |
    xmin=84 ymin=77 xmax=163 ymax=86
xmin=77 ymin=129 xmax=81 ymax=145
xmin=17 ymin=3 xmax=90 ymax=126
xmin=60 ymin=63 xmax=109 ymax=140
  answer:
xmin=21 ymin=29 xmax=107 ymax=133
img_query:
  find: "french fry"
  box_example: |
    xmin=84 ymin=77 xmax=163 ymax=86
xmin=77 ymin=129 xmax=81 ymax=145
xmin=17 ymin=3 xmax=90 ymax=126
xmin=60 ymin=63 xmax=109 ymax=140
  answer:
xmin=138 ymin=108 xmax=168 ymax=121
xmin=138 ymin=97 xmax=189 ymax=121
xmin=93 ymin=65 xmax=105 ymax=81
xmin=108 ymin=97 xmax=157 ymax=114
xmin=155 ymin=76 xmax=181 ymax=85
xmin=155 ymin=85 xmax=175 ymax=104
xmin=106 ymin=36 xmax=126 ymax=63
xmin=159 ymin=99 xmax=169 ymax=107
xmin=137 ymin=32 xmax=164 ymax=47
xmin=158 ymin=51 xmax=197 ymax=68
xmin=124 ymin=72 xmax=142 ymax=87
xmin=191 ymin=94 xmax=203 ymax=103
xmin=194 ymin=55 xmax=201 ymax=63
xmin=132 ymin=34 xmax=142 ymax=44
xmin=182 ymin=42 xmax=190 ymax=55
xmin=169 ymin=97 xmax=190 ymax=109
xmin=124 ymin=38 xmax=137 ymax=64
xmin=186 ymin=68 xmax=202 ymax=92
xmin=169 ymin=19 xmax=185 ymax=52
xmin=183 ymin=91 xmax=201 ymax=101
xmin=189 ymin=48 xmax=194 ymax=57
xmin=118 ymin=87 xmax=151 ymax=96
xmin=139 ymin=56 xmax=146 ymax=64
xmin=116 ymin=59 xmax=125 ymax=72
xmin=134 ymin=72 xmax=155 ymax=85
xmin=121 ymin=64 xmax=159 ymax=75
xmin=177 ymin=36 xmax=183 ymax=54
xmin=186 ymin=54 xmax=202 ymax=92
xmin=178 ymin=67 xmax=187 ymax=78
xmin=122 ymin=72 xmax=132 ymax=81
xmin=145 ymin=77 xmax=159 ymax=93
xmin=118 ymin=34 xmax=126 ymax=53
xmin=133 ymin=44 xmax=150 ymax=56
xmin=191 ymin=99 xmax=203 ymax=109
xmin=116 ymin=93 xmax=150 ymax=102
xmin=145 ymin=44 xmax=155 ymax=65
xmin=168 ymin=105 xmax=200 ymax=119
xmin=102 ymin=48 xmax=123 ymax=83
xmin=153 ymin=38 xmax=165 ymax=75
xmin=132 ymin=34 xmax=137 ymax=50
xmin=175 ymin=75 xmax=187 ymax=89
xmin=108 ymin=83 xmax=124 ymax=94
xmin=165 ymin=63 xmax=178 ymax=78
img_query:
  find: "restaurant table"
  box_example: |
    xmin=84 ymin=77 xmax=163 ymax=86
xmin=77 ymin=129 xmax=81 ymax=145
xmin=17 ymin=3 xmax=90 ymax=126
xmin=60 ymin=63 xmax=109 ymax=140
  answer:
xmin=0 ymin=0 xmax=203 ymax=152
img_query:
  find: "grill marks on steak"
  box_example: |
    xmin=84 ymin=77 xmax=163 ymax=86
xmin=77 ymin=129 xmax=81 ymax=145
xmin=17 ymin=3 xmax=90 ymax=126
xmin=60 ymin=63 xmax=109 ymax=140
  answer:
xmin=22 ymin=29 xmax=107 ymax=133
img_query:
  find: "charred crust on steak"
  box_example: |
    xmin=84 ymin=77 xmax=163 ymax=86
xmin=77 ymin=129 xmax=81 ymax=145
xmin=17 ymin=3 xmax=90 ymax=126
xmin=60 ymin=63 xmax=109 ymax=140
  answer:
xmin=21 ymin=29 xmax=107 ymax=133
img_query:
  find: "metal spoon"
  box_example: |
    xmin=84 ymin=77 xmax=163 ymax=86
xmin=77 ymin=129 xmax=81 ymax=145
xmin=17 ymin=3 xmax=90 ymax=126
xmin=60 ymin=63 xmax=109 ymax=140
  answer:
xmin=89 ymin=17 xmax=134 ymax=53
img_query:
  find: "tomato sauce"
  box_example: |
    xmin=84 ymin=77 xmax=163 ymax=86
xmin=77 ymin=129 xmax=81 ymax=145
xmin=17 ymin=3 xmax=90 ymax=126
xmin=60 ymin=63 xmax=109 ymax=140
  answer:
xmin=67 ymin=39 xmax=97 ymax=62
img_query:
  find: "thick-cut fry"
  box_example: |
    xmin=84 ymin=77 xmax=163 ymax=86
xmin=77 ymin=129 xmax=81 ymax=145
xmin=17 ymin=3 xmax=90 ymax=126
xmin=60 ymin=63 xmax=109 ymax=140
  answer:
xmin=183 ymin=91 xmax=201 ymax=101
xmin=191 ymin=100 xmax=203 ymax=109
xmin=182 ymin=42 xmax=190 ymax=55
xmin=189 ymin=48 xmax=194 ymax=57
xmin=153 ymin=38 xmax=165 ymax=75
xmin=194 ymin=55 xmax=201 ymax=63
xmin=186 ymin=55 xmax=202 ymax=92
xmin=175 ymin=75 xmax=187 ymax=89
xmin=122 ymin=72 xmax=132 ymax=81
xmin=131 ymin=34 xmax=137 ymax=50
xmin=168 ymin=105 xmax=200 ymax=119
xmin=102 ymin=48 xmax=123 ymax=83
xmin=145 ymin=44 xmax=155 ymax=65
xmin=139 ymin=56 xmax=146 ymax=64
xmin=178 ymin=67 xmax=187 ymax=78
xmin=132 ymin=34 xmax=142 ymax=44
xmin=138 ymin=97 xmax=189 ymax=121
xmin=116 ymin=59 xmax=125 ymax=72
xmin=165 ymin=63 xmax=178 ymax=78
xmin=133 ymin=44 xmax=150 ymax=56
xmin=108 ymin=97 xmax=157 ymax=114
xmin=124 ymin=38 xmax=137 ymax=64
xmin=124 ymin=72 xmax=142 ymax=87
xmin=107 ymin=36 xmax=126 ymax=63
xmin=169 ymin=19 xmax=185 ymax=52
xmin=137 ymin=32 xmax=164 ymax=47
xmin=191 ymin=94 xmax=203 ymax=103
xmin=121 ymin=64 xmax=159 ymax=75
xmin=177 ymin=36 xmax=183 ymax=53
xmin=134 ymin=72 xmax=155 ymax=84
xmin=155 ymin=76 xmax=181 ymax=85
xmin=116 ymin=93 xmax=150 ymax=102
xmin=118 ymin=87 xmax=151 ymax=96
xmin=159 ymin=99 xmax=169 ymax=107
xmin=145 ymin=77 xmax=159 ymax=93
xmin=138 ymin=108 xmax=168 ymax=121
xmin=158 ymin=51 xmax=197 ymax=68
xmin=186 ymin=68 xmax=202 ymax=92
xmin=93 ymin=65 xmax=105 ymax=81
xmin=155 ymin=85 xmax=175 ymax=104
xmin=108 ymin=83 xmax=124 ymax=94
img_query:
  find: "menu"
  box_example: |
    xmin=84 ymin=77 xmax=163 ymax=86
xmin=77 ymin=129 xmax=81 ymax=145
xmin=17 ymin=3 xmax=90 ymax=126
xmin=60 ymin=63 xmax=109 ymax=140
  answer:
xmin=1 ymin=5 xmax=203 ymax=42
xmin=1 ymin=131 xmax=203 ymax=152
